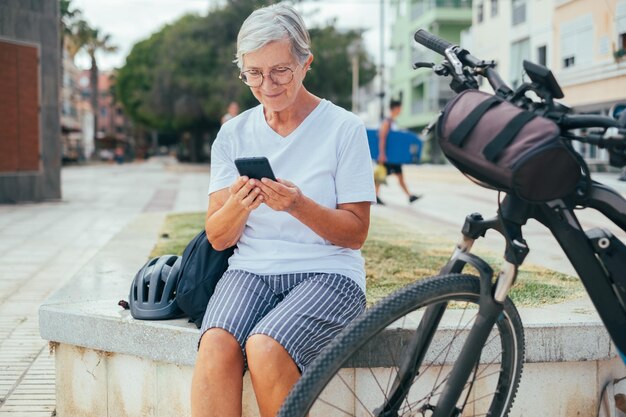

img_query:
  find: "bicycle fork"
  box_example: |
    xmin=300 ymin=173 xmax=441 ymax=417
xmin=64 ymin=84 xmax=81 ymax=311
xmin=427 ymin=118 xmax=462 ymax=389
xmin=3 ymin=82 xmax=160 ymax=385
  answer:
xmin=431 ymin=252 xmax=514 ymax=417
xmin=378 ymin=212 xmax=526 ymax=417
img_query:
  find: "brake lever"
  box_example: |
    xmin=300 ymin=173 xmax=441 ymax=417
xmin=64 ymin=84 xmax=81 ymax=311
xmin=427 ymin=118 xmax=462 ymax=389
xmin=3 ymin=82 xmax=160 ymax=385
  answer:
xmin=442 ymin=46 xmax=478 ymax=91
xmin=604 ymin=127 xmax=625 ymax=140
xmin=412 ymin=60 xmax=451 ymax=77
xmin=413 ymin=61 xmax=434 ymax=69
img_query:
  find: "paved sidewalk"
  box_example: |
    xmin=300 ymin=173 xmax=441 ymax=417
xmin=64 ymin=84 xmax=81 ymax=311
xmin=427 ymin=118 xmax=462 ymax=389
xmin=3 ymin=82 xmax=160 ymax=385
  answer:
xmin=0 ymin=158 xmax=209 ymax=416
xmin=375 ymin=164 xmax=626 ymax=277
xmin=1 ymin=158 xmax=624 ymax=415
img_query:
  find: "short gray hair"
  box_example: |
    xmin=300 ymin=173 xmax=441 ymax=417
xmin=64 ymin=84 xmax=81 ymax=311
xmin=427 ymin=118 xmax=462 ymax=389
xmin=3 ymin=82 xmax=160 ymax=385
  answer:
xmin=235 ymin=3 xmax=311 ymax=70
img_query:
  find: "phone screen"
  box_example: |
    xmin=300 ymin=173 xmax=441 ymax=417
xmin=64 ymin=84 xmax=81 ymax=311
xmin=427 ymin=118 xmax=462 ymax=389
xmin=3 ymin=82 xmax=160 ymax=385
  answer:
xmin=234 ymin=157 xmax=277 ymax=181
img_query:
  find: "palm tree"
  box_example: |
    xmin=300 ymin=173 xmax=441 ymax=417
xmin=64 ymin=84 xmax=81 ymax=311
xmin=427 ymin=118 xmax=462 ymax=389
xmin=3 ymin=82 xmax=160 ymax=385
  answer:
xmin=59 ymin=0 xmax=81 ymax=105
xmin=60 ymin=0 xmax=81 ymax=74
xmin=68 ymin=19 xmax=118 ymax=141
xmin=60 ymin=0 xmax=81 ymax=45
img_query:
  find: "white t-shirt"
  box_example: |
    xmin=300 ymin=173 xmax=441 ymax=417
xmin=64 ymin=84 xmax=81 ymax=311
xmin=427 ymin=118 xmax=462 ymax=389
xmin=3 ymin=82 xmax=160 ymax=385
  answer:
xmin=209 ymin=99 xmax=376 ymax=291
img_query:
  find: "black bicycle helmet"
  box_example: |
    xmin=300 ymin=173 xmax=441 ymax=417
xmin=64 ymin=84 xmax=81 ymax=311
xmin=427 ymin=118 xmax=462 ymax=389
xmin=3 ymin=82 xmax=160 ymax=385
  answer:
xmin=129 ymin=254 xmax=183 ymax=320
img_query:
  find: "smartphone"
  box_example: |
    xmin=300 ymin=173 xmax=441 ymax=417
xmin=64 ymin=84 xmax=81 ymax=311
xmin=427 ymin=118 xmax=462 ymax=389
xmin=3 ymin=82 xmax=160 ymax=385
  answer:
xmin=234 ymin=157 xmax=277 ymax=181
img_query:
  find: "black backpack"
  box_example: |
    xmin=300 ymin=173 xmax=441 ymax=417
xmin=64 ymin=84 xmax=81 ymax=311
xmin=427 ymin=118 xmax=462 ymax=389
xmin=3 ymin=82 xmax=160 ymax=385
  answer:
xmin=175 ymin=230 xmax=235 ymax=328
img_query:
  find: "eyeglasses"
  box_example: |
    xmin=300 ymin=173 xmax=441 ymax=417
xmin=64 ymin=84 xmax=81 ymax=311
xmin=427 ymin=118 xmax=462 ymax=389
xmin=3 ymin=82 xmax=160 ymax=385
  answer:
xmin=239 ymin=66 xmax=295 ymax=88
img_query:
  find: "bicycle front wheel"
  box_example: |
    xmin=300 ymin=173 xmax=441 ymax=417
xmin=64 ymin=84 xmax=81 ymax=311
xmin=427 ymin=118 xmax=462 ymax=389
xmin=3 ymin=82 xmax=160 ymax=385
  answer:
xmin=278 ymin=273 xmax=525 ymax=417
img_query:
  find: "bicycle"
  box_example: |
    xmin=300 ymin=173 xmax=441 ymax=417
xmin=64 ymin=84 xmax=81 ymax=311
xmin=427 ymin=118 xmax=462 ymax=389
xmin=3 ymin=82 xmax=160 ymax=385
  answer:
xmin=277 ymin=29 xmax=626 ymax=417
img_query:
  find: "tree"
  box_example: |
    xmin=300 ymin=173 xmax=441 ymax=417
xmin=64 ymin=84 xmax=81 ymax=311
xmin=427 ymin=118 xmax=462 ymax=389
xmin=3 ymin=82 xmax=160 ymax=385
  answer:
xmin=116 ymin=0 xmax=376 ymax=162
xmin=307 ymin=24 xmax=376 ymax=110
xmin=69 ymin=20 xmax=118 ymax=141
xmin=60 ymin=0 xmax=81 ymax=58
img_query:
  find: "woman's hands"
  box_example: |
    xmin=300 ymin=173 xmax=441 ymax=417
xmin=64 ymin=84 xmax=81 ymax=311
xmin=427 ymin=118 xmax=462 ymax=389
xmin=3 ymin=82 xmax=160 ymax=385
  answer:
xmin=257 ymin=178 xmax=302 ymax=212
xmin=210 ymin=175 xmax=368 ymax=250
xmin=229 ymin=177 xmax=265 ymax=212
xmin=205 ymin=176 xmax=266 ymax=250
xmin=226 ymin=176 xmax=302 ymax=213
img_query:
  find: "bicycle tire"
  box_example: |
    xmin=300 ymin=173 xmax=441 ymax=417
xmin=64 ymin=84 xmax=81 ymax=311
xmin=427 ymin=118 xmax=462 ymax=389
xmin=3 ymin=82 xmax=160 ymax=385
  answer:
xmin=278 ymin=273 xmax=525 ymax=417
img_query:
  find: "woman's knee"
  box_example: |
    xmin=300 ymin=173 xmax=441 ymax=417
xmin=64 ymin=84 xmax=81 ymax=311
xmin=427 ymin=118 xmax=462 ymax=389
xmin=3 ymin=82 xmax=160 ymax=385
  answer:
xmin=246 ymin=334 xmax=296 ymax=375
xmin=197 ymin=328 xmax=244 ymax=369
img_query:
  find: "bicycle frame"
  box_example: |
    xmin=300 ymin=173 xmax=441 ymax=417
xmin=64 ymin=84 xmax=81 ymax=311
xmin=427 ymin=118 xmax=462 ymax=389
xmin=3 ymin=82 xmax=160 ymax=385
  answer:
xmin=383 ymin=181 xmax=626 ymax=417
xmin=535 ymin=183 xmax=626 ymax=353
xmin=449 ymin=181 xmax=626 ymax=354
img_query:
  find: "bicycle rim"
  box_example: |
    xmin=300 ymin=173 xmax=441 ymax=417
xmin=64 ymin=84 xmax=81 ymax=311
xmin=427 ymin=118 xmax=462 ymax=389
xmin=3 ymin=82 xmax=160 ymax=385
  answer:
xmin=278 ymin=274 xmax=525 ymax=417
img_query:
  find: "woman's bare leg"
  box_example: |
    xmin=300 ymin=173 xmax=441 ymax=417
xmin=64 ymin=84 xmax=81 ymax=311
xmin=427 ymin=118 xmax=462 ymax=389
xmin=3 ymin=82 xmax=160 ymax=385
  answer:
xmin=192 ymin=329 xmax=245 ymax=417
xmin=246 ymin=334 xmax=301 ymax=417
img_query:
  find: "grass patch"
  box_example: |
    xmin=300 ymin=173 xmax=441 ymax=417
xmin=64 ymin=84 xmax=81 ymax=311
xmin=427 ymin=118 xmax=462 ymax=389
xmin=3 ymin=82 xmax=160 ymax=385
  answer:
xmin=149 ymin=212 xmax=205 ymax=258
xmin=151 ymin=212 xmax=584 ymax=307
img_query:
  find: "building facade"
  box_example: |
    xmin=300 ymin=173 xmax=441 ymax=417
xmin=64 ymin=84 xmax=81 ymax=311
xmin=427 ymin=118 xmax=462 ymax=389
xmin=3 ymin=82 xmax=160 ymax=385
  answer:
xmin=465 ymin=0 xmax=555 ymax=90
xmin=389 ymin=0 xmax=473 ymax=131
xmin=78 ymin=70 xmax=132 ymax=161
xmin=0 ymin=1 xmax=61 ymax=203
xmin=554 ymin=0 xmax=626 ymax=111
xmin=61 ymin=43 xmax=87 ymax=162
xmin=468 ymin=0 xmax=626 ymax=165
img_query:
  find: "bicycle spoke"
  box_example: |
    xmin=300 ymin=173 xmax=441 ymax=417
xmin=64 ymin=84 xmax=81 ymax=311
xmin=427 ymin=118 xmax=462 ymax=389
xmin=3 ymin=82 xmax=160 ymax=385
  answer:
xmin=333 ymin=372 xmax=376 ymax=417
xmin=383 ymin=336 xmax=401 ymax=395
xmin=428 ymin=303 xmax=476 ymax=403
xmin=401 ymin=340 xmax=504 ymax=413
xmin=387 ymin=303 xmax=484 ymax=413
xmin=415 ymin=308 xmax=477 ymax=380
xmin=315 ymin=396 xmax=358 ymax=417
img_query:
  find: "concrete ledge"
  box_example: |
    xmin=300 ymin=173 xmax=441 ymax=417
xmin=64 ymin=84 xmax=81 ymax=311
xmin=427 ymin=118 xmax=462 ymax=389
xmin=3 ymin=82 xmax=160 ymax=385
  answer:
xmin=39 ymin=212 xmax=200 ymax=367
xmin=39 ymin=212 xmax=626 ymax=417
xmin=39 ymin=209 xmax=616 ymax=366
xmin=40 ymin=299 xmax=618 ymax=368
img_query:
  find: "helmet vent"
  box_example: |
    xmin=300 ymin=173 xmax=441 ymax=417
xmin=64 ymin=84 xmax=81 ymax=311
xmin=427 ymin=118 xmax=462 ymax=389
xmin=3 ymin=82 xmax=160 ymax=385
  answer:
xmin=155 ymin=278 xmax=165 ymax=303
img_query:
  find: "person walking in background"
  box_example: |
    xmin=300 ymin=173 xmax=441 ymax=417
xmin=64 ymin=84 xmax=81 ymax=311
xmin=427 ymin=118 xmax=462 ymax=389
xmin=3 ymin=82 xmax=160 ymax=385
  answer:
xmin=221 ymin=101 xmax=240 ymax=125
xmin=376 ymin=98 xmax=421 ymax=205
xmin=191 ymin=3 xmax=375 ymax=417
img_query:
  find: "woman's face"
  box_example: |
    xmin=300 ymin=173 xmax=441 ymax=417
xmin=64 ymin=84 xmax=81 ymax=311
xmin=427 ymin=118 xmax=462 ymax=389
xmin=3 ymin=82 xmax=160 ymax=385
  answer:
xmin=241 ymin=39 xmax=311 ymax=113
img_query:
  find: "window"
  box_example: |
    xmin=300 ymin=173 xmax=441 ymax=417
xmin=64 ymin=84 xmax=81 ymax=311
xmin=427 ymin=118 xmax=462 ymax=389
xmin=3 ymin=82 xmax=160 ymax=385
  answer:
xmin=411 ymin=83 xmax=425 ymax=115
xmin=510 ymin=38 xmax=530 ymax=88
xmin=618 ymin=1 xmax=626 ymax=51
xmin=512 ymin=0 xmax=526 ymax=25
xmin=537 ymin=45 xmax=547 ymax=66
xmin=62 ymin=101 xmax=72 ymax=116
xmin=491 ymin=0 xmax=498 ymax=17
xmin=560 ymin=15 xmax=593 ymax=69
xmin=477 ymin=2 xmax=484 ymax=23
xmin=563 ymin=56 xmax=575 ymax=68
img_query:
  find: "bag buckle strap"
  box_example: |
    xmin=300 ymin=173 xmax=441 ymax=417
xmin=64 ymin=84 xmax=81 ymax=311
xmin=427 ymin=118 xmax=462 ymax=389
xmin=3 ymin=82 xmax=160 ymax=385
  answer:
xmin=449 ymin=96 xmax=502 ymax=146
xmin=483 ymin=112 xmax=537 ymax=162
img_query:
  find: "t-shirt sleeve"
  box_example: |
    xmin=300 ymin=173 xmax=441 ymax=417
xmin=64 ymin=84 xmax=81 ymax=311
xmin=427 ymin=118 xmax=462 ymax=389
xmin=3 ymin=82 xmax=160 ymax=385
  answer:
xmin=335 ymin=122 xmax=376 ymax=205
xmin=208 ymin=132 xmax=238 ymax=195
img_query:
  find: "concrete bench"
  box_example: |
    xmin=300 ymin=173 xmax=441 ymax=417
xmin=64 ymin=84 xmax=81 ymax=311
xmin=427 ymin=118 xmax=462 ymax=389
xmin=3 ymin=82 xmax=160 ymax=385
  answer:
xmin=39 ymin=213 xmax=626 ymax=417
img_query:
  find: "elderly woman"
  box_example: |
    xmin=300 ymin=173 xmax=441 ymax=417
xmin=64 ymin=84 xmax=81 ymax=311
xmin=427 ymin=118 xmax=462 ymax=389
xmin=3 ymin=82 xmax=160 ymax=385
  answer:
xmin=191 ymin=3 xmax=375 ymax=417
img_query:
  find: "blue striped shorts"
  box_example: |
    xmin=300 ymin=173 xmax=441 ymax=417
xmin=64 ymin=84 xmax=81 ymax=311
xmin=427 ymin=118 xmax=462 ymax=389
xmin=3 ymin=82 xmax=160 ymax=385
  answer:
xmin=199 ymin=269 xmax=366 ymax=373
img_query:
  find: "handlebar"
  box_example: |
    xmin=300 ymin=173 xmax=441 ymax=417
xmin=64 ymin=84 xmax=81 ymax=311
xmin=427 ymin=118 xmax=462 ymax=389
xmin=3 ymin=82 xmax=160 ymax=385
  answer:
xmin=560 ymin=114 xmax=620 ymax=130
xmin=413 ymin=29 xmax=511 ymax=96
xmin=414 ymin=29 xmax=454 ymax=56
